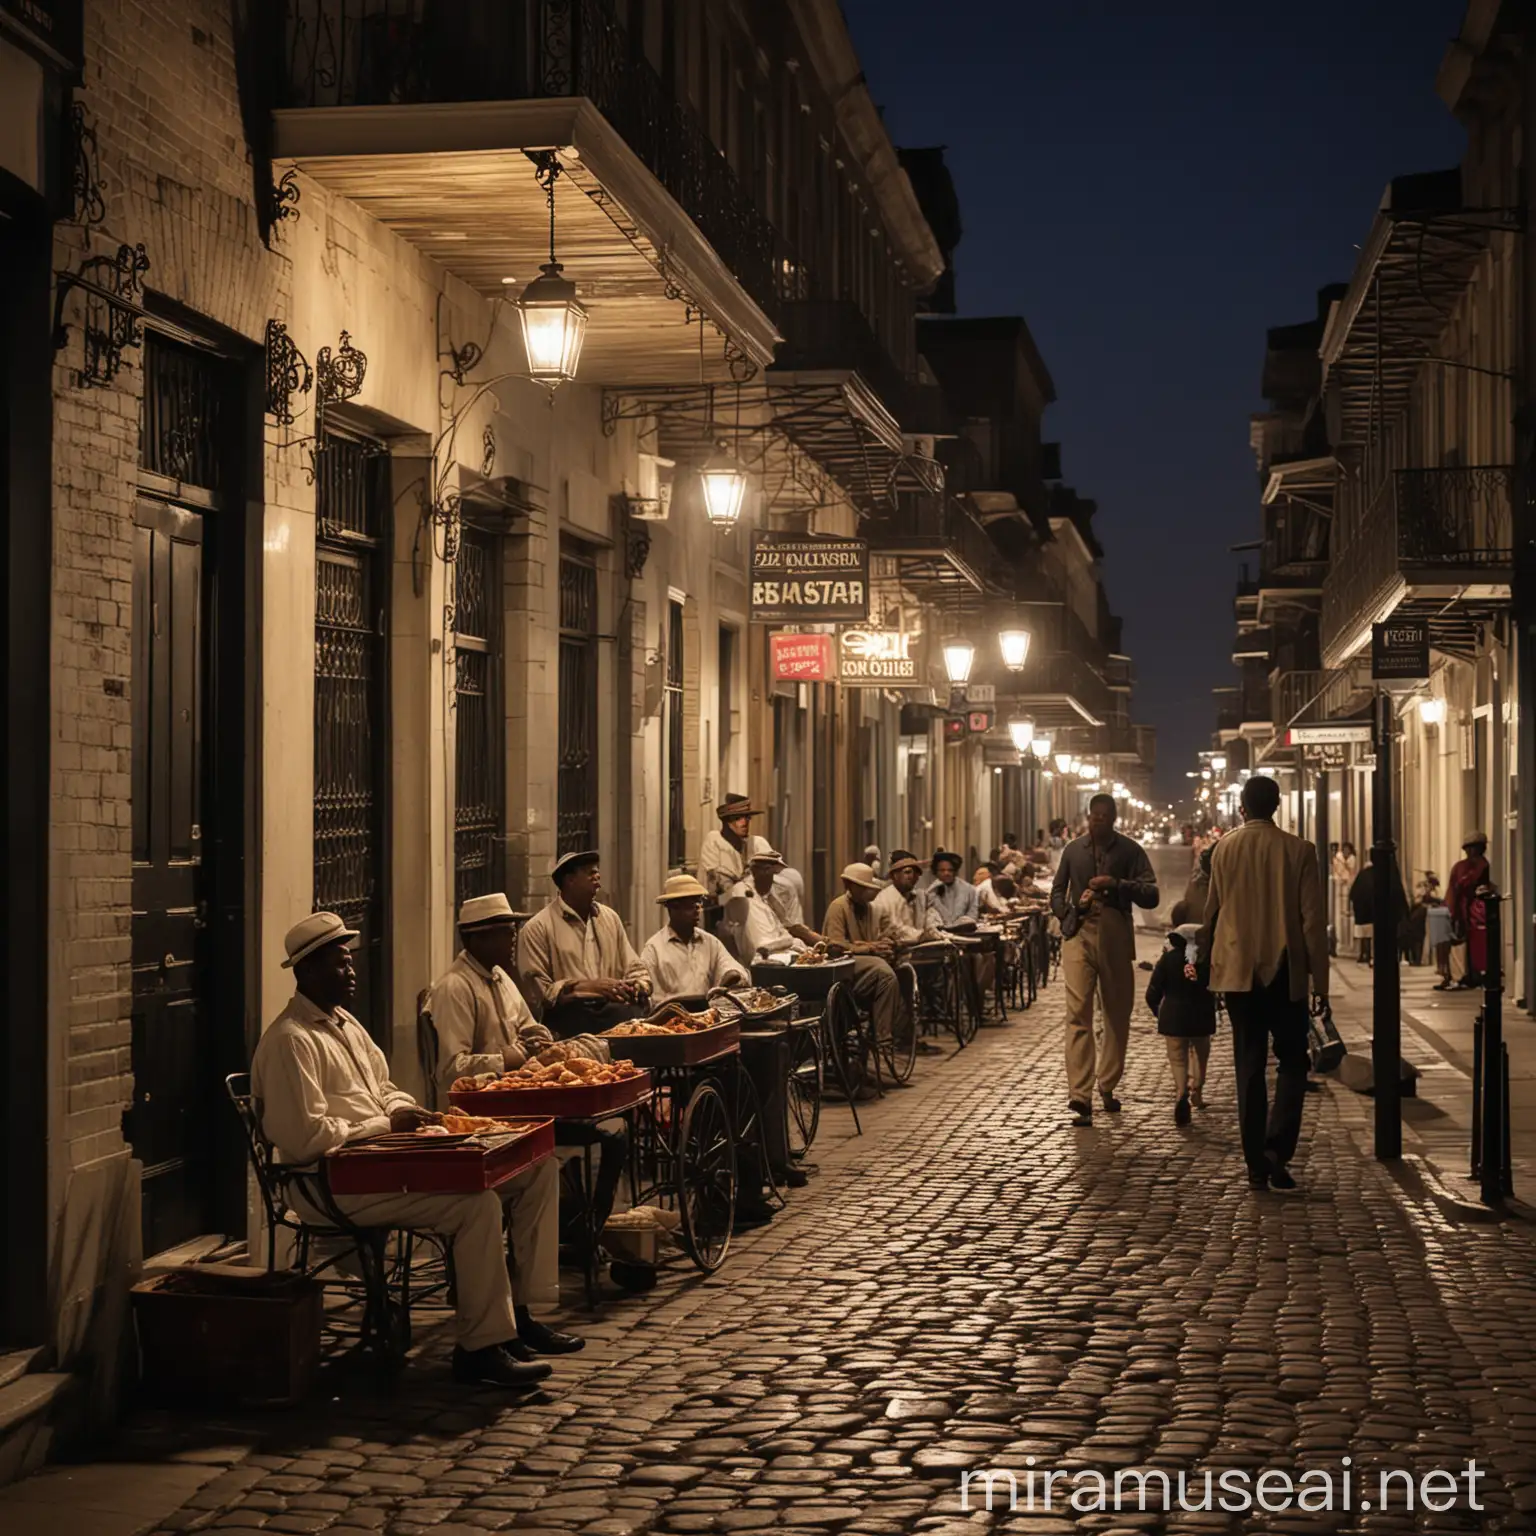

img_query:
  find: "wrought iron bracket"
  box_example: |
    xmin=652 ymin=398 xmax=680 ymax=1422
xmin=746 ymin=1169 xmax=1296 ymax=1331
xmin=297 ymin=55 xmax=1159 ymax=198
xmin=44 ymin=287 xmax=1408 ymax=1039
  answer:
xmin=272 ymin=168 xmax=301 ymax=226
xmin=53 ymin=243 xmax=150 ymax=387
xmin=264 ymin=319 xmax=313 ymax=425
xmin=481 ymin=426 xmax=496 ymax=479
xmin=69 ymin=102 xmax=106 ymax=227
xmin=616 ymin=494 xmax=652 ymax=580
xmin=317 ymin=329 xmax=368 ymax=406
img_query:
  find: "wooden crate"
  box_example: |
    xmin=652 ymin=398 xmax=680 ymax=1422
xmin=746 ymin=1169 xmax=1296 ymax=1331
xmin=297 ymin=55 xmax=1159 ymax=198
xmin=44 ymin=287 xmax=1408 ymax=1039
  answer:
xmin=449 ymin=1072 xmax=652 ymax=1120
xmin=324 ymin=1118 xmax=555 ymax=1195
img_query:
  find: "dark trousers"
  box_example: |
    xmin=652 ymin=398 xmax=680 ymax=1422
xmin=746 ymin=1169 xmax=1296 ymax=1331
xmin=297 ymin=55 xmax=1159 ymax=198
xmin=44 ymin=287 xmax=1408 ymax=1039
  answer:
xmin=1224 ymin=960 xmax=1311 ymax=1173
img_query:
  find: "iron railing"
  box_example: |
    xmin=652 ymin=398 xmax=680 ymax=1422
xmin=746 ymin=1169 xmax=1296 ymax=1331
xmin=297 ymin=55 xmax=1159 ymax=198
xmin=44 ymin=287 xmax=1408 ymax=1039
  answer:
xmin=773 ymin=299 xmax=912 ymax=416
xmin=864 ymin=492 xmax=998 ymax=590
xmin=140 ymin=333 xmax=232 ymax=492
xmin=453 ymin=529 xmax=503 ymax=907
xmin=281 ymin=0 xmax=797 ymax=321
xmin=1322 ymin=465 xmax=1513 ymax=655
xmin=1260 ymin=502 xmax=1328 ymax=584
xmin=1271 ymin=666 xmax=1371 ymax=733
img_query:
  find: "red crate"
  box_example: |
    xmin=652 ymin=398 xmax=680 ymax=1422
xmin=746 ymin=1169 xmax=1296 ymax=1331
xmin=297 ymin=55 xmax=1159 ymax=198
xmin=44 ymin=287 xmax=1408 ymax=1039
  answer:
xmin=449 ymin=1072 xmax=652 ymax=1120
xmin=324 ymin=1118 xmax=555 ymax=1195
xmin=599 ymin=1018 xmax=740 ymax=1066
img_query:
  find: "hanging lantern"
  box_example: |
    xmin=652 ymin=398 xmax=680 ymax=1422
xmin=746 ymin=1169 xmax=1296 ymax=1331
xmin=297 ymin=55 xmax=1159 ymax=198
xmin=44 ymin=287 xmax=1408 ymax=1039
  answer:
xmin=1211 ymin=754 xmax=1227 ymax=773
xmin=699 ymin=448 xmax=749 ymax=528
xmin=1419 ymin=696 xmax=1446 ymax=725
xmin=1030 ymin=735 xmax=1052 ymax=760
xmin=1007 ymin=716 xmax=1035 ymax=752
xmin=515 ymin=157 xmax=588 ymax=387
xmin=1054 ymin=750 xmax=1075 ymax=775
xmin=942 ymin=638 xmax=975 ymax=685
xmin=998 ymin=627 xmax=1031 ymax=672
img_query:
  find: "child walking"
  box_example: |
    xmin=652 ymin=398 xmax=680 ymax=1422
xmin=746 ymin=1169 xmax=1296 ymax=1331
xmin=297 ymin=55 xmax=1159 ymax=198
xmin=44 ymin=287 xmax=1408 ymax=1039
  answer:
xmin=1145 ymin=925 xmax=1216 ymax=1125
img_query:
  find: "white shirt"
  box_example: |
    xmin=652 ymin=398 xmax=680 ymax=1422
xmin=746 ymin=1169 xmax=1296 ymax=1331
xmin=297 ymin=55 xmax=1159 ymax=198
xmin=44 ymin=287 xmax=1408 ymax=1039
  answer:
xmin=873 ymin=882 xmax=935 ymax=943
xmin=251 ymin=992 xmax=415 ymax=1165
xmin=769 ymin=868 xmax=805 ymax=928
xmin=427 ymin=950 xmax=554 ymax=1102
xmin=976 ymin=877 xmax=1010 ymax=916
xmin=731 ymin=885 xmax=806 ymax=960
xmin=640 ymin=925 xmax=749 ymax=1003
xmin=700 ymin=830 xmax=772 ymax=899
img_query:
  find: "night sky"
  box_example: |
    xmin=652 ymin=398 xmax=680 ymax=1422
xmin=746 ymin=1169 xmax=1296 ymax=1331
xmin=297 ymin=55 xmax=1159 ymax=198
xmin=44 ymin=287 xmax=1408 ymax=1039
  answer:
xmin=840 ymin=0 xmax=1469 ymax=801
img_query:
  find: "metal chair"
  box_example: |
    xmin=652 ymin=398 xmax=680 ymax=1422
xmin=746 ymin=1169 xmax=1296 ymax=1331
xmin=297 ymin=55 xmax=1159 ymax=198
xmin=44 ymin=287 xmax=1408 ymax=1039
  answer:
xmin=417 ymin=989 xmax=441 ymax=1110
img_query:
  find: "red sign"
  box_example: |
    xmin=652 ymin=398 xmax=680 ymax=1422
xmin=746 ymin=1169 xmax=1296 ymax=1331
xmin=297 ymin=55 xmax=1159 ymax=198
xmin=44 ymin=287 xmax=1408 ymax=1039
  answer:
xmin=771 ymin=633 xmax=833 ymax=681
xmin=967 ymin=711 xmax=994 ymax=735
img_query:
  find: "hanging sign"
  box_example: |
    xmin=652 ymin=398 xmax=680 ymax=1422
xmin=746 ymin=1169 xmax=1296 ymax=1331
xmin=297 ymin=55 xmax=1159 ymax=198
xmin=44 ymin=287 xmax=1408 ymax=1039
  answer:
xmin=1287 ymin=723 xmax=1373 ymax=745
xmin=967 ymin=711 xmax=994 ymax=735
xmin=837 ymin=627 xmax=919 ymax=685
xmin=770 ymin=633 xmax=833 ymax=681
xmin=966 ymin=684 xmax=996 ymax=704
xmin=1371 ymin=619 xmax=1429 ymax=682
xmin=750 ymin=533 xmax=869 ymax=623
xmin=1 ymin=0 xmax=82 ymax=69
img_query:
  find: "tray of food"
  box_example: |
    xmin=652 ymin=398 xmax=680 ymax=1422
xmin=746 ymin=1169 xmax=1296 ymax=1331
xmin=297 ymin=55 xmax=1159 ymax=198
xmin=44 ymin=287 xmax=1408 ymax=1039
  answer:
xmin=713 ymin=986 xmax=798 ymax=1029
xmin=602 ymin=1004 xmax=741 ymax=1065
xmin=325 ymin=1116 xmax=555 ymax=1195
xmin=449 ymin=1054 xmax=652 ymax=1119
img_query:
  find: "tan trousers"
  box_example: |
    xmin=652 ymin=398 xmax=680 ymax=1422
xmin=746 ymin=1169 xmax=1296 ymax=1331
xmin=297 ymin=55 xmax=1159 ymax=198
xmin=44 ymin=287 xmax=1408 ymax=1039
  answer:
xmin=850 ymin=955 xmax=905 ymax=1046
xmin=1062 ymin=910 xmax=1135 ymax=1102
xmin=298 ymin=1156 xmax=558 ymax=1351
xmin=1164 ymin=1036 xmax=1211 ymax=1100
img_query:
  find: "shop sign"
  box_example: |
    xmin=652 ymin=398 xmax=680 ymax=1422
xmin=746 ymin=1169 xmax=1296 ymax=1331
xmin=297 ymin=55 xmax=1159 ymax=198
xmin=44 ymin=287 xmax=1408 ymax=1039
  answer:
xmin=966 ymin=684 xmax=996 ymax=704
xmin=1371 ymin=619 xmax=1429 ymax=682
xmin=750 ymin=533 xmax=869 ymax=623
xmin=837 ymin=627 xmax=919 ymax=685
xmin=1 ymin=0 xmax=83 ymax=70
xmin=967 ymin=711 xmax=994 ymax=735
xmin=943 ymin=717 xmax=966 ymax=745
xmin=771 ymin=632 xmax=833 ymax=681
xmin=1288 ymin=724 xmax=1372 ymax=745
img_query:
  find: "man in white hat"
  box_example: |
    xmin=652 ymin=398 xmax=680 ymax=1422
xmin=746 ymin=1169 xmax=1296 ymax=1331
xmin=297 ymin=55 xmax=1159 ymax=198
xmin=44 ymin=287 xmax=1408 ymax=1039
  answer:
xmin=700 ymin=794 xmax=773 ymax=900
xmin=822 ymin=863 xmax=909 ymax=1057
xmin=251 ymin=913 xmax=577 ymax=1388
xmin=518 ymin=851 xmax=652 ymax=1034
xmin=641 ymin=874 xmax=751 ymax=1004
xmin=730 ymin=847 xmax=821 ymax=953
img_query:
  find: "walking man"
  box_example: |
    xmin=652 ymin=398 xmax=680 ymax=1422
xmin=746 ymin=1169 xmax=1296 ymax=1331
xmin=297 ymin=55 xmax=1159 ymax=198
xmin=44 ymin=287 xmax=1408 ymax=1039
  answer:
xmin=1050 ymin=793 xmax=1159 ymax=1125
xmin=1199 ymin=775 xmax=1329 ymax=1191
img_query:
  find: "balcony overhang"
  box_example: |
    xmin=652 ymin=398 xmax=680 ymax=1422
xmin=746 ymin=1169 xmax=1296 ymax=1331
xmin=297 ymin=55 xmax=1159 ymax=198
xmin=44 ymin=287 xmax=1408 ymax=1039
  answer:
xmin=1262 ymin=454 xmax=1337 ymax=511
xmin=999 ymin=692 xmax=1104 ymax=731
xmin=272 ymin=99 xmax=780 ymax=385
xmin=1325 ymin=574 xmax=1511 ymax=669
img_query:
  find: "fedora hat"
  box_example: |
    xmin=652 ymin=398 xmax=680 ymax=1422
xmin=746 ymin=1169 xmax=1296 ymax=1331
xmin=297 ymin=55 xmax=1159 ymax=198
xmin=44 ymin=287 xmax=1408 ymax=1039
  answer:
xmin=840 ymin=861 xmax=885 ymax=892
xmin=656 ymin=873 xmax=710 ymax=904
xmin=749 ymin=846 xmax=786 ymax=867
xmin=459 ymin=892 xmax=521 ymax=931
xmin=715 ymin=793 xmax=764 ymax=821
xmin=887 ymin=855 xmax=923 ymax=877
xmin=1462 ymin=830 xmax=1489 ymax=849
xmin=281 ymin=911 xmax=359 ymax=970
xmin=551 ymin=848 xmax=600 ymax=883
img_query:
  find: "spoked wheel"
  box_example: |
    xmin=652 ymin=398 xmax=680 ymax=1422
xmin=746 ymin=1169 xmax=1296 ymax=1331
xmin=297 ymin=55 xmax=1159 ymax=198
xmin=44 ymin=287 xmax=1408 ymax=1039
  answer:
xmin=729 ymin=1064 xmax=781 ymax=1209
xmin=787 ymin=1023 xmax=822 ymax=1159
xmin=677 ymin=1081 xmax=737 ymax=1273
xmin=881 ymin=967 xmax=919 ymax=1085
xmin=825 ymin=980 xmax=871 ymax=1096
xmin=952 ymin=954 xmax=981 ymax=1047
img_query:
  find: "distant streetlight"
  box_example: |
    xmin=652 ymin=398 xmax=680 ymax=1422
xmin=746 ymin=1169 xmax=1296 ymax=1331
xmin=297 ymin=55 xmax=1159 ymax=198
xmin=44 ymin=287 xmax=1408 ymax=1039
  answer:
xmin=1211 ymin=754 xmax=1228 ymax=772
xmin=998 ymin=627 xmax=1031 ymax=672
xmin=942 ymin=638 xmax=976 ymax=685
xmin=1030 ymin=735 xmax=1052 ymax=760
xmin=1419 ymin=697 xmax=1446 ymax=726
xmin=1008 ymin=716 xmax=1035 ymax=752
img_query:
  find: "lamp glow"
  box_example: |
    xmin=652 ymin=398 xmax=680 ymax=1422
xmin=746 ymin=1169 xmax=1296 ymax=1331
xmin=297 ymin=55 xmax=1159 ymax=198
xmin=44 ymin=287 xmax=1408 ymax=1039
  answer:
xmin=999 ymin=628 xmax=1031 ymax=671
xmin=699 ymin=449 xmax=749 ymax=528
xmin=1419 ymin=697 xmax=1446 ymax=726
xmin=1055 ymin=751 xmax=1074 ymax=774
xmin=942 ymin=639 xmax=976 ymax=685
xmin=1030 ymin=735 xmax=1052 ymax=760
xmin=1211 ymin=754 xmax=1227 ymax=772
xmin=515 ymin=263 xmax=588 ymax=386
xmin=1008 ymin=716 xmax=1035 ymax=752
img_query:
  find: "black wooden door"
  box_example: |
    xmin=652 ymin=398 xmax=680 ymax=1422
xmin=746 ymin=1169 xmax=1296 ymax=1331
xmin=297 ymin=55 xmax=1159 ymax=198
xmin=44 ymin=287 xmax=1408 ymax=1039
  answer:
xmin=129 ymin=498 xmax=209 ymax=1256
xmin=314 ymin=432 xmax=388 ymax=1042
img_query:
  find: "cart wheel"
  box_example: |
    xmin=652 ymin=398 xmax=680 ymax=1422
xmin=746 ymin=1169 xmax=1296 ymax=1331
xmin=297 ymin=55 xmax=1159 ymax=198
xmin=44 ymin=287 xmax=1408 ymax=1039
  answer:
xmin=952 ymin=956 xmax=980 ymax=1047
xmin=787 ymin=1025 xmax=822 ymax=1159
xmin=729 ymin=1064 xmax=781 ymax=1207
xmin=883 ymin=968 xmax=919 ymax=1085
xmin=825 ymin=980 xmax=870 ymax=1095
xmin=677 ymin=1082 xmax=736 ymax=1273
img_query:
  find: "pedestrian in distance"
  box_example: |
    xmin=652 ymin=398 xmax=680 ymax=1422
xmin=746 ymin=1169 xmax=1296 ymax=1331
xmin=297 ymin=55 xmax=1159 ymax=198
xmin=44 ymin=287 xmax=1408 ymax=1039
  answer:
xmin=1050 ymin=793 xmax=1160 ymax=1126
xmin=1197 ymin=775 xmax=1329 ymax=1192
xmin=1144 ymin=925 xmax=1215 ymax=1126
xmin=1447 ymin=832 xmax=1491 ymax=988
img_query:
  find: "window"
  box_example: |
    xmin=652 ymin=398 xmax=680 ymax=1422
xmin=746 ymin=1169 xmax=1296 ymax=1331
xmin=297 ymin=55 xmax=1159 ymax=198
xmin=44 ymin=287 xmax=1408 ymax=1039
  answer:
xmin=666 ymin=600 xmax=686 ymax=867
xmin=557 ymin=551 xmax=599 ymax=855
xmin=453 ymin=528 xmax=503 ymax=906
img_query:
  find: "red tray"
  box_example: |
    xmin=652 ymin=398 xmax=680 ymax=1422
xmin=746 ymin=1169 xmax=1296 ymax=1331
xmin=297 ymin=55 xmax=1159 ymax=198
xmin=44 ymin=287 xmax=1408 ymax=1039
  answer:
xmin=325 ymin=1118 xmax=554 ymax=1195
xmin=600 ymin=1018 xmax=740 ymax=1066
xmin=449 ymin=1071 xmax=652 ymax=1120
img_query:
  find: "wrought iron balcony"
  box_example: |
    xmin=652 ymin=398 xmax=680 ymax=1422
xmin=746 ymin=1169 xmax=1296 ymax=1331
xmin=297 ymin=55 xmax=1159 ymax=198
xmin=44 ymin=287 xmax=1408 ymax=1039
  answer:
xmin=280 ymin=0 xmax=794 ymax=321
xmin=863 ymin=491 xmax=997 ymax=595
xmin=1321 ymin=464 xmax=1513 ymax=662
xmin=1001 ymin=651 xmax=1115 ymax=729
xmin=1271 ymin=665 xmax=1371 ymax=735
xmin=773 ymin=299 xmax=912 ymax=421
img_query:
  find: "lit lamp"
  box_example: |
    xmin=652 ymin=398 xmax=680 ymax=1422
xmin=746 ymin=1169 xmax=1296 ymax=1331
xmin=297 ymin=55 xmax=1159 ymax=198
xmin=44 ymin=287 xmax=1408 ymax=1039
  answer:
xmin=513 ymin=157 xmax=588 ymax=387
xmin=698 ymin=448 xmax=749 ymax=528
xmin=1419 ymin=697 xmax=1446 ymax=726
xmin=1008 ymin=716 xmax=1035 ymax=752
xmin=1211 ymin=754 xmax=1228 ymax=773
xmin=1055 ymin=750 xmax=1075 ymax=775
xmin=1030 ymin=735 xmax=1052 ymax=760
xmin=942 ymin=638 xmax=976 ymax=685
xmin=999 ymin=627 xmax=1031 ymax=672
xmin=1080 ymin=761 xmax=1099 ymax=779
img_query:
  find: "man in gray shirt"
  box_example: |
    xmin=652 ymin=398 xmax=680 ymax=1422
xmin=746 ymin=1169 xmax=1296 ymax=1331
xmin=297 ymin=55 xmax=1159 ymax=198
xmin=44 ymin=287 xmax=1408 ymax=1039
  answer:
xmin=1050 ymin=794 xmax=1159 ymax=1125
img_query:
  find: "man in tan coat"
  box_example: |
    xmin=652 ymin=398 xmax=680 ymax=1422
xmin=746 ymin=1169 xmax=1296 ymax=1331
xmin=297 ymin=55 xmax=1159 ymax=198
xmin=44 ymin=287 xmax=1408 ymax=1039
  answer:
xmin=1199 ymin=774 xmax=1329 ymax=1191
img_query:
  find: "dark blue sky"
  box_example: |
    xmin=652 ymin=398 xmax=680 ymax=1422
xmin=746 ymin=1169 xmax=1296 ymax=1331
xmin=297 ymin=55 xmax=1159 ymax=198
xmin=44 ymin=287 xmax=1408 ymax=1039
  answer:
xmin=841 ymin=0 xmax=1469 ymax=799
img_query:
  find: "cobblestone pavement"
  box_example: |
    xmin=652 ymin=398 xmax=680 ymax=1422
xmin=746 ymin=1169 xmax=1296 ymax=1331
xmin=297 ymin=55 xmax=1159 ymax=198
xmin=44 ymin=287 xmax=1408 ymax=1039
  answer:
xmin=52 ymin=959 xmax=1536 ymax=1534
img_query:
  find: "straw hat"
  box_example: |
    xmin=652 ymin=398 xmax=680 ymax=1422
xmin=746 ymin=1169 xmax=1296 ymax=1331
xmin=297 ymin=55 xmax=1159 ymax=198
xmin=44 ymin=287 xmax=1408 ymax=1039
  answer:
xmin=715 ymin=793 xmax=764 ymax=821
xmin=551 ymin=848 xmax=600 ymax=882
xmin=458 ymin=893 xmax=520 ymax=931
xmin=281 ymin=911 xmax=358 ymax=970
xmin=886 ymin=855 xmax=923 ymax=877
xmin=656 ymin=873 xmax=710 ymax=904
xmin=840 ymin=861 xmax=885 ymax=892
xmin=749 ymin=846 xmax=787 ymax=867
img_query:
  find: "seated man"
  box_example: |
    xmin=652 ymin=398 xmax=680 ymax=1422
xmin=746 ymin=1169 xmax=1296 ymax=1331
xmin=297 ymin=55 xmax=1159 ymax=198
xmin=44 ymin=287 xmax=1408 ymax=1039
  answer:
xmin=873 ymin=851 xmax=939 ymax=944
xmin=518 ymin=850 xmax=652 ymax=1036
xmin=641 ymin=874 xmax=750 ymax=1003
xmin=251 ymin=912 xmax=578 ymax=1390
xmin=743 ymin=847 xmax=821 ymax=948
xmin=821 ymin=862 xmax=910 ymax=1056
xmin=700 ymin=793 xmax=772 ymax=901
xmin=429 ymin=892 xmax=625 ymax=1258
xmin=926 ymin=849 xmax=980 ymax=927
xmin=976 ymin=863 xmax=1011 ymax=916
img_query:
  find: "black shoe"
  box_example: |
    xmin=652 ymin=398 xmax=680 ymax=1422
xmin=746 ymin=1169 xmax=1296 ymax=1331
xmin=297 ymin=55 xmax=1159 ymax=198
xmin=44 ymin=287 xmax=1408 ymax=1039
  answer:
xmin=609 ymin=1260 xmax=657 ymax=1293
xmin=1099 ymin=1090 xmax=1122 ymax=1114
xmin=733 ymin=1203 xmax=775 ymax=1232
xmin=1174 ymin=1094 xmax=1191 ymax=1127
xmin=452 ymin=1345 xmax=552 ymax=1388
xmin=514 ymin=1307 xmax=585 ymax=1355
xmin=1266 ymin=1159 xmax=1298 ymax=1191
xmin=1247 ymin=1169 xmax=1269 ymax=1192
xmin=784 ymin=1165 xmax=810 ymax=1188
xmin=500 ymin=1335 xmax=536 ymax=1362
xmin=1069 ymin=1100 xmax=1093 ymax=1127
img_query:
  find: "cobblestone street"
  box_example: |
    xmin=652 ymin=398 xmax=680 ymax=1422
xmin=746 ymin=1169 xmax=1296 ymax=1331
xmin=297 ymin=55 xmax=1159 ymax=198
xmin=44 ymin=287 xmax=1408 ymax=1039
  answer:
xmin=17 ymin=966 xmax=1536 ymax=1536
